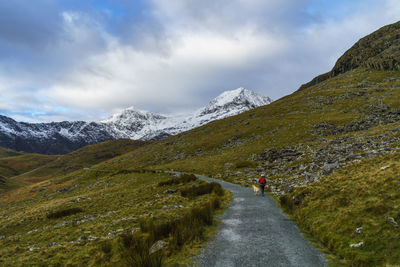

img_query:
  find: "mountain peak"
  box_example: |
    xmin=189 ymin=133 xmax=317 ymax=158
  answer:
xmin=101 ymin=106 xmax=166 ymax=124
xmin=101 ymin=88 xmax=272 ymax=140
xmin=201 ymin=87 xmax=272 ymax=116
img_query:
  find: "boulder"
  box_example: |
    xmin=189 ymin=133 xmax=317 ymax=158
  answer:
xmin=149 ymin=240 xmax=169 ymax=255
xmin=352 ymin=227 xmax=363 ymax=237
xmin=349 ymin=241 xmax=364 ymax=248
xmin=387 ymin=217 xmax=398 ymax=227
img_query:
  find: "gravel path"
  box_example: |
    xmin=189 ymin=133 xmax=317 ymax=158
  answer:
xmin=193 ymin=175 xmax=327 ymax=267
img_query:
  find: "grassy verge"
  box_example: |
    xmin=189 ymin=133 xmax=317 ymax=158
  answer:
xmin=280 ymin=152 xmax=400 ymax=266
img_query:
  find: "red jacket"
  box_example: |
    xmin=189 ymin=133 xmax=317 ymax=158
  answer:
xmin=259 ymin=177 xmax=266 ymax=184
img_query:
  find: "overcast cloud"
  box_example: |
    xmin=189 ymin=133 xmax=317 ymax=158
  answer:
xmin=0 ymin=0 xmax=399 ymax=122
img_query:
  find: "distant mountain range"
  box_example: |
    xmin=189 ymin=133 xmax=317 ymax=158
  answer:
xmin=0 ymin=88 xmax=272 ymax=154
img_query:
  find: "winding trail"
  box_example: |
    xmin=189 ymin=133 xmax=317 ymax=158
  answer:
xmin=193 ymin=175 xmax=327 ymax=267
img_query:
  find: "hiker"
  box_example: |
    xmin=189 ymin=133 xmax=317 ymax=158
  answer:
xmin=259 ymin=174 xmax=266 ymax=196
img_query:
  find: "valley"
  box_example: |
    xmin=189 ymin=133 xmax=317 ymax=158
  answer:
xmin=0 ymin=20 xmax=400 ymax=266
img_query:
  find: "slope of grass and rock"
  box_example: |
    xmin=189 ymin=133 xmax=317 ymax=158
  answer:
xmin=0 ymin=170 xmax=229 ymax=266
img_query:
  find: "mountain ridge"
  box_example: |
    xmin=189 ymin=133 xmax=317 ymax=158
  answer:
xmin=299 ymin=20 xmax=400 ymax=90
xmin=0 ymin=88 xmax=271 ymax=154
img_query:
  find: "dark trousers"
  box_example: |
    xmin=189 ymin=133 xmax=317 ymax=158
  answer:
xmin=260 ymin=184 xmax=265 ymax=196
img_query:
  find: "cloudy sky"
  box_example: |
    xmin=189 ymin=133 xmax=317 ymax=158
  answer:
xmin=0 ymin=0 xmax=399 ymax=122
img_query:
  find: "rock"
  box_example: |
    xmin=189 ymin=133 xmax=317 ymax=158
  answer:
xmin=0 ymin=235 xmax=6 ymax=240
xmin=321 ymin=162 xmax=339 ymax=175
xmin=70 ymin=197 xmax=85 ymax=203
xmin=380 ymin=165 xmax=390 ymax=170
xmin=107 ymin=232 xmax=116 ymax=239
xmin=224 ymin=163 xmax=233 ymax=169
xmin=349 ymin=241 xmax=364 ymax=248
xmin=55 ymin=221 xmax=71 ymax=227
xmin=149 ymin=240 xmax=169 ymax=255
xmin=387 ymin=217 xmax=398 ymax=227
xmin=88 ymin=235 xmax=97 ymax=241
xmin=163 ymin=189 xmax=177 ymax=194
xmin=47 ymin=242 xmax=59 ymax=248
xmin=352 ymin=227 xmax=363 ymax=237
xmin=29 ymin=245 xmax=40 ymax=251
xmin=76 ymin=236 xmax=87 ymax=243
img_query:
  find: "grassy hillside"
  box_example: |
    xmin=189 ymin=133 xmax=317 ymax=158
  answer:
xmin=98 ymin=68 xmax=400 ymax=182
xmin=0 ymin=147 xmax=23 ymax=158
xmin=16 ymin=139 xmax=150 ymax=184
xmin=0 ymin=169 xmax=230 ymax=266
xmin=283 ymin=150 xmax=400 ymax=266
xmin=0 ymin=150 xmax=56 ymax=191
xmin=0 ymin=153 xmax=56 ymax=179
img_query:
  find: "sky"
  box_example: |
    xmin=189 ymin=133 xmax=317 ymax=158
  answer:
xmin=0 ymin=0 xmax=399 ymax=122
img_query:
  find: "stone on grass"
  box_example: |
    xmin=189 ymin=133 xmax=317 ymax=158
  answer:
xmin=349 ymin=241 xmax=364 ymax=248
xmin=47 ymin=242 xmax=59 ymax=248
xmin=352 ymin=227 xmax=363 ymax=237
xmin=149 ymin=240 xmax=169 ymax=255
xmin=88 ymin=235 xmax=97 ymax=241
xmin=29 ymin=245 xmax=40 ymax=251
xmin=387 ymin=217 xmax=398 ymax=227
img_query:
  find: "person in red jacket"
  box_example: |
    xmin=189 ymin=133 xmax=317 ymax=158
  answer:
xmin=259 ymin=174 xmax=266 ymax=196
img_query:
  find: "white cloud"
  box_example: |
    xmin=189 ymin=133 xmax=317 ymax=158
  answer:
xmin=0 ymin=0 xmax=399 ymax=122
xmin=45 ymin=26 xmax=286 ymax=117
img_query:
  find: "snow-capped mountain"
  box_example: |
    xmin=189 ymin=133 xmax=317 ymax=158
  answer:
xmin=0 ymin=115 xmax=113 ymax=154
xmin=102 ymin=88 xmax=272 ymax=140
xmin=0 ymin=88 xmax=271 ymax=154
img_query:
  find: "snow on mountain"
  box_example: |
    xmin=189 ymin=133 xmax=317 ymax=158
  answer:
xmin=0 ymin=115 xmax=114 ymax=154
xmin=102 ymin=88 xmax=272 ymax=140
xmin=0 ymin=88 xmax=271 ymax=154
xmin=101 ymin=107 xmax=168 ymax=139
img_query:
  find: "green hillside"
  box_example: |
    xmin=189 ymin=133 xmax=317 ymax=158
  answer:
xmin=0 ymin=147 xmax=23 ymax=158
xmin=0 ymin=169 xmax=229 ymax=266
xmin=0 ymin=150 xmax=56 ymax=191
xmin=15 ymin=139 xmax=151 ymax=184
xmin=0 ymin=154 xmax=56 ymax=179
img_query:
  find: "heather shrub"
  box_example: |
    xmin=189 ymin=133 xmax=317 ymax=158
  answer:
xmin=180 ymin=182 xmax=223 ymax=198
xmin=119 ymin=233 xmax=163 ymax=267
xmin=158 ymin=173 xmax=197 ymax=186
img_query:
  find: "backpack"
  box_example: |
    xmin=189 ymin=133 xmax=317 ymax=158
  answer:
xmin=259 ymin=177 xmax=266 ymax=184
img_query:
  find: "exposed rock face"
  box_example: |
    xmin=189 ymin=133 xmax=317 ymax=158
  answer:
xmin=0 ymin=115 xmax=114 ymax=154
xmin=219 ymin=126 xmax=400 ymax=196
xmin=299 ymin=20 xmax=400 ymax=90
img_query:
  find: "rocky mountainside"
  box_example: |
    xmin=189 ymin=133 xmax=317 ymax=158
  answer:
xmin=299 ymin=20 xmax=400 ymax=90
xmin=0 ymin=88 xmax=271 ymax=154
xmin=0 ymin=116 xmax=113 ymax=154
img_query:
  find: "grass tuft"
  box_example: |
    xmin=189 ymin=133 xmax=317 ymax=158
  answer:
xmin=158 ymin=173 xmax=197 ymax=186
xmin=180 ymin=182 xmax=224 ymax=198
